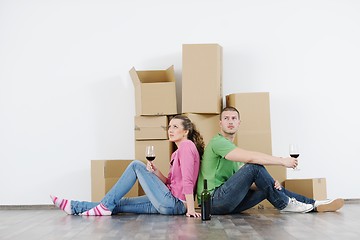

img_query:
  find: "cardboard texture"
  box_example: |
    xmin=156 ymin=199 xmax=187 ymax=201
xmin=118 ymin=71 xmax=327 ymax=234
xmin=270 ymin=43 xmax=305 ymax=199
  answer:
xmin=135 ymin=116 xmax=169 ymax=140
xmin=182 ymin=44 xmax=223 ymax=114
xmin=130 ymin=65 xmax=177 ymax=116
xmin=226 ymin=92 xmax=272 ymax=153
xmin=135 ymin=140 xmax=173 ymax=176
xmin=91 ymin=160 xmax=144 ymax=202
xmin=284 ymin=178 xmax=327 ymax=200
xmin=226 ymin=92 xmax=286 ymax=208
xmin=184 ymin=113 xmax=220 ymax=146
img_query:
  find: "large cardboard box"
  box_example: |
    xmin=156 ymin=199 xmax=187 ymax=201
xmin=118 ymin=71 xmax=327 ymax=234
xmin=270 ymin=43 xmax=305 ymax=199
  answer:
xmin=130 ymin=65 xmax=178 ymax=116
xmin=184 ymin=113 xmax=220 ymax=146
xmin=135 ymin=116 xmax=169 ymax=140
xmin=226 ymin=92 xmax=272 ymax=154
xmin=182 ymin=44 xmax=223 ymax=114
xmin=226 ymin=92 xmax=286 ymax=208
xmin=91 ymin=160 xmax=144 ymax=202
xmin=135 ymin=140 xmax=173 ymax=176
xmin=284 ymin=178 xmax=327 ymax=200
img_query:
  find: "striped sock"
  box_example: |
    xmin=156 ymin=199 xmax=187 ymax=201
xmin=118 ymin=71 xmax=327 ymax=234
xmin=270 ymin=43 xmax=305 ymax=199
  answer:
xmin=81 ymin=203 xmax=111 ymax=216
xmin=50 ymin=195 xmax=72 ymax=215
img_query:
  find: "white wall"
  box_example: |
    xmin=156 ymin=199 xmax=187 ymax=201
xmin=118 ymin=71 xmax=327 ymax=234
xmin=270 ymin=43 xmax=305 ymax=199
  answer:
xmin=1 ymin=0 xmax=359 ymax=205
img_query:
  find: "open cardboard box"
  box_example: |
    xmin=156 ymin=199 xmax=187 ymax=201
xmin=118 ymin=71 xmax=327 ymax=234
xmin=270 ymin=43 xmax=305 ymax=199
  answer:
xmin=130 ymin=65 xmax=178 ymax=116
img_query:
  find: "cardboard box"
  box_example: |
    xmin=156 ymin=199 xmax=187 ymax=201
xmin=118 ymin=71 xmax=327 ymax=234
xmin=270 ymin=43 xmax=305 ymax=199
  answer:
xmin=135 ymin=140 xmax=173 ymax=176
xmin=135 ymin=116 xmax=169 ymax=140
xmin=226 ymin=92 xmax=272 ymax=154
xmin=184 ymin=113 xmax=220 ymax=146
xmin=284 ymin=178 xmax=327 ymax=200
xmin=227 ymin=92 xmax=286 ymax=209
xmin=130 ymin=65 xmax=178 ymax=116
xmin=182 ymin=44 xmax=223 ymax=114
xmin=91 ymin=160 xmax=144 ymax=202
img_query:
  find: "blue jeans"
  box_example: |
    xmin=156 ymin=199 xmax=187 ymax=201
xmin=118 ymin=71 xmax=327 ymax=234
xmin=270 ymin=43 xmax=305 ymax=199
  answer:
xmin=211 ymin=163 xmax=315 ymax=214
xmin=71 ymin=160 xmax=186 ymax=215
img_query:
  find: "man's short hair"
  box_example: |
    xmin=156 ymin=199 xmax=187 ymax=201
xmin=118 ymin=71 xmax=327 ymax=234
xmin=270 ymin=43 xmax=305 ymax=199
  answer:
xmin=220 ymin=107 xmax=240 ymax=120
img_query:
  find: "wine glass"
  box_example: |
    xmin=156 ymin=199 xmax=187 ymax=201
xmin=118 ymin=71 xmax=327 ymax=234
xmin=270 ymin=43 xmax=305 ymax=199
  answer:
xmin=145 ymin=145 xmax=156 ymax=161
xmin=289 ymin=144 xmax=300 ymax=171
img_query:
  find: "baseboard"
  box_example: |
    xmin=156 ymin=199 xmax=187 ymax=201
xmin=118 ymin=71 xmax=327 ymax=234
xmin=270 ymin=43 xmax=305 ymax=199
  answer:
xmin=344 ymin=199 xmax=360 ymax=204
xmin=1 ymin=199 xmax=359 ymax=210
xmin=0 ymin=205 xmax=56 ymax=210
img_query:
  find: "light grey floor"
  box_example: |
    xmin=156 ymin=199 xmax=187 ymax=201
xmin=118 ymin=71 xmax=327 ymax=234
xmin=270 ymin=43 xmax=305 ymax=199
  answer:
xmin=1 ymin=202 xmax=359 ymax=240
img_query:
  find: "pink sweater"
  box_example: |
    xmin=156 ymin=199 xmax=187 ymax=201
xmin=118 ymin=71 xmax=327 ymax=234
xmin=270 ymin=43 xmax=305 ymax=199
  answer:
xmin=166 ymin=140 xmax=200 ymax=201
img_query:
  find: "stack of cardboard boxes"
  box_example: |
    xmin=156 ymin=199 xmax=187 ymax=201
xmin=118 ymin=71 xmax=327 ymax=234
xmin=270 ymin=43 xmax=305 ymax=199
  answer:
xmin=91 ymin=66 xmax=178 ymax=201
xmin=226 ymin=92 xmax=286 ymax=208
xmin=91 ymin=43 xmax=327 ymax=204
xmin=129 ymin=65 xmax=178 ymax=176
xmin=182 ymin=44 xmax=290 ymax=208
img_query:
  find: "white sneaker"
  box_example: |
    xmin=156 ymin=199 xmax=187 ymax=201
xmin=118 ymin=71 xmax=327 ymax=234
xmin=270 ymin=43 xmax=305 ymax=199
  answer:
xmin=280 ymin=198 xmax=314 ymax=213
xmin=314 ymin=198 xmax=344 ymax=212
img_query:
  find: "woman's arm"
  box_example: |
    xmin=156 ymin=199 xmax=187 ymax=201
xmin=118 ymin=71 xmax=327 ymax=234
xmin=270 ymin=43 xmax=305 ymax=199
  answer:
xmin=177 ymin=141 xmax=201 ymax=217
xmin=185 ymin=194 xmax=201 ymax=217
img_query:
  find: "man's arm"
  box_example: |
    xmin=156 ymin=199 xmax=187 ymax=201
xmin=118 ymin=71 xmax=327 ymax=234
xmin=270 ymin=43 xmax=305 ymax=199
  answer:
xmin=225 ymin=147 xmax=297 ymax=168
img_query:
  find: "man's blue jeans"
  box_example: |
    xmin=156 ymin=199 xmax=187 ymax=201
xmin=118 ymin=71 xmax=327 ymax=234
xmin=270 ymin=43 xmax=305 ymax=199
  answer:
xmin=211 ymin=163 xmax=315 ymax=214
xmin=70 ymin=160 xmax=186 ymax=215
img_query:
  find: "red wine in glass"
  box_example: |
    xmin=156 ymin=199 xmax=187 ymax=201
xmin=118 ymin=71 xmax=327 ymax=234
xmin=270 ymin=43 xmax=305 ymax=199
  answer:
xmin=146 ymin=156 xmax=156 ymax=161
xmin=145 ymin=146 xmax=156 ymax=161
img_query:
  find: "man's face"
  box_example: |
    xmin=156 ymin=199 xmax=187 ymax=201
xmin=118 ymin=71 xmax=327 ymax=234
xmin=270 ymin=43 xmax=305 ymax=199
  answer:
xmin=220 ymin=110 xmax=241 ymax=135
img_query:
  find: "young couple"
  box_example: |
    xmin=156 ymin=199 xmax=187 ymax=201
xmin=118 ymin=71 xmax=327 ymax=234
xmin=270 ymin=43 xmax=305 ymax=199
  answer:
xmin=52 ymin=108 xmax=343 ymax=216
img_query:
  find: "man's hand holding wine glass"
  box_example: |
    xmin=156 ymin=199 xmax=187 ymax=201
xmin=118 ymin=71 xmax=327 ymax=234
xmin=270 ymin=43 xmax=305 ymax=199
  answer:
xmin=289 ymin=144 xmax=300 ymax=171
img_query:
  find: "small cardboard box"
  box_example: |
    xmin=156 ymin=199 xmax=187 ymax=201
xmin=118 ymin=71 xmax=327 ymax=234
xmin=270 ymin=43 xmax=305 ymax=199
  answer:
xmin=135 ymin=140 xmax=173 ymax=176
xmin=184 ymin=113 xmax=220 ymax=146
xmin=182 ymin=44 xmax=223 ymax=114
xmin=135 ymin=116 xmax=169 ymax=140
xmin=130 ymin=65 xmax=178 ymax=116
xmin=284 ymin=178 xmax=327 ymax=200
xmin=91 ymin=160 xmax=144 ymax=202
xmin=227 ymin=92 xmax=286 ymax=209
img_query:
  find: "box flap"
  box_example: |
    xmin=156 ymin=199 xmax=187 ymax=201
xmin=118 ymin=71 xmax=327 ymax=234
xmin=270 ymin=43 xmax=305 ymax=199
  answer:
xmin=129 ymin=67 xmax=141 ymax=86
xmin=136 ymin=65 xmax=175 ymax=83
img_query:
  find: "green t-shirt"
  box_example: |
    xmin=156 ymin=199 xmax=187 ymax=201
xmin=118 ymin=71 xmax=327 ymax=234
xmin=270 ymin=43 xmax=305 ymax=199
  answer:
xmin=197 ymin=134 xmax=243 ymax=202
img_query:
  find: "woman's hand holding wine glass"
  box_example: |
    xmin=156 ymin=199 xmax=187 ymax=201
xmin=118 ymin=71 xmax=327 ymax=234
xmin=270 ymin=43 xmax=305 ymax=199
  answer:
xmin=145 ymin=145 xmax=156 ymax=161
xmin=145 ymin=146 xmax=156 ymax=172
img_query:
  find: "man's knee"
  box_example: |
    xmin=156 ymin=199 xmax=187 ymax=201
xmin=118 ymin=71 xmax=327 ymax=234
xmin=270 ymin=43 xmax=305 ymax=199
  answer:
xmin=242 ymin=163 xmax=264 ymax=171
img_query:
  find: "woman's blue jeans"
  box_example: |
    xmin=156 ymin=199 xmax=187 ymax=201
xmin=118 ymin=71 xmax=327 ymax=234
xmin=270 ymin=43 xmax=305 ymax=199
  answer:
xmin=211 ymin=163 xmax=315 ymax=214
xmin=71 ymin=160 xmax=186 ymax=215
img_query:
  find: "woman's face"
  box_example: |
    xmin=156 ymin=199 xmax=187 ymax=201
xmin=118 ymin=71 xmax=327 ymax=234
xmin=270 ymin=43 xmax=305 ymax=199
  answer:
xmin=168 ymin=118 xmax=188 ymax=144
